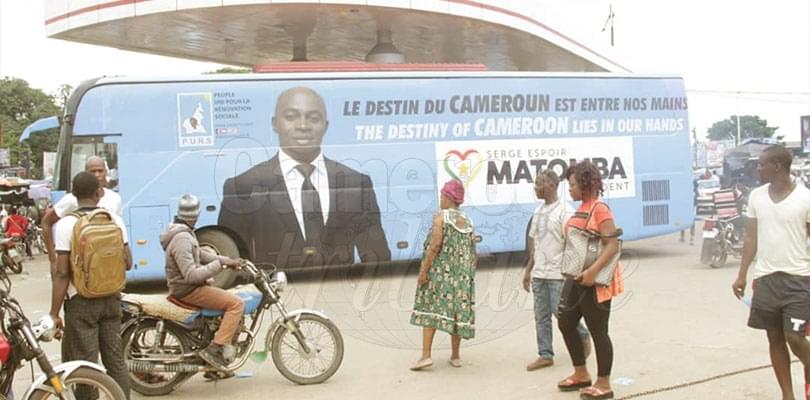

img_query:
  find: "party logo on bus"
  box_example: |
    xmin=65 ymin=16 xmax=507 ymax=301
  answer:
xmin=177 ymin=93 xmax=215 ymax=147
xmin=442 ymin=149 xmax=485 ymax=188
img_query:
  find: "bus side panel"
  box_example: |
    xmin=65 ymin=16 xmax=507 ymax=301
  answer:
xmin=69 ymin=75 xmax=691 ymax=280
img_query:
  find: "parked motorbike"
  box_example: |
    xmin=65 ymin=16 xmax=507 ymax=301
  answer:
xmin=0 ymin=269 xmax=126 ymax=399
xmin=120 ymin=260 xmax=344 ymax=396
xmin=25 ymin=221 xmax=46 ymax=256
xmin=0 ymin=237 xmax=24 ymax=274
xmin=700 ymin=215 xmax=744 ymax=268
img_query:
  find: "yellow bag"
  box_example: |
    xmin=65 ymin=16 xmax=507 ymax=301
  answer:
xmin=70 ymin=209 xmax=126 ymax=298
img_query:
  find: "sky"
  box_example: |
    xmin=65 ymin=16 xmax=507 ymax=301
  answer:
xmin=0 ymin=0 xmax=808 ymax=142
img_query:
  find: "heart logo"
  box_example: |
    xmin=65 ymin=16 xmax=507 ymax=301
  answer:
xmin=443 ymin=149 xmax=484 ymax=187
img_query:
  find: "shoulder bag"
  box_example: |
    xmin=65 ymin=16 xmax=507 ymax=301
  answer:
xmin=560 ymin=202 xmax=623 ymax=287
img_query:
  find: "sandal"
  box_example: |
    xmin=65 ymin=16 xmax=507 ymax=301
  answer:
xmin=409 ymin=357 xmax=433 ymax=371
xmin=448 ymin=358 xmax=462 ymax=368
xmin=580 ymin=386 xmax=614 ymax=400
xmin=557 ymin=377 xmax=592 ymax=392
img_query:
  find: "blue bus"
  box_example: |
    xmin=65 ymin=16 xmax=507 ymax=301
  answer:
xmin=51 ymin=72 xmax=692 ymax=285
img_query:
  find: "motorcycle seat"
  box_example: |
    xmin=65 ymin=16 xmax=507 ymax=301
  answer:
xmin=166 ymin=295 xmax=200 ymax=311
xmin=718 ymin=214 xmax=744 ymax=222
xmin=121 ymin=293 xmax=201 ymax=324
xmin=121 ymin=286 xmax=264 ymax=323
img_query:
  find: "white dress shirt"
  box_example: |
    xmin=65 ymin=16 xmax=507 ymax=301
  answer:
xmin=278 ymin=150 xmax=330 ymax=240
xmin=54 ymin=188 xmax=123 ymax=217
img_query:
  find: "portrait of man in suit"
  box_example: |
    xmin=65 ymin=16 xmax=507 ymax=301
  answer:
xmin=218 ymin=86 xmax=391 ymax=268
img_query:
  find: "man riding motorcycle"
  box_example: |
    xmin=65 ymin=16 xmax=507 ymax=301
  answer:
xmin=4 ymin=207 xmax=31 ymax=258
xmin=160 ymin=194 xmax=243 ymax=371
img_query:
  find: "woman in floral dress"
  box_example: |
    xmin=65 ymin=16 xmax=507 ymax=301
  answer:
xmin=410 ymin=179 xmax=477 ymax=370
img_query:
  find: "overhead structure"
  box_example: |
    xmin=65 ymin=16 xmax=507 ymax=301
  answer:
xmin=44 ymin=0 xmax=629 ymax=72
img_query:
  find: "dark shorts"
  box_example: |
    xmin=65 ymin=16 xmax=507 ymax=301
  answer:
xmin=748 ymin=272 xmax=810 ymax=335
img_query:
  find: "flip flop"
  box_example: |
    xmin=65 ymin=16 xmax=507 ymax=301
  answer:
xmin=448 ymin=358 xmax=462 ymax=368
xmin=409 ymin=358 xmax=433 ymax=371
xmin=558 ymin=377 xmax=593 ymax=392
xmin=580 ymin=386 xmax=614 ymax=400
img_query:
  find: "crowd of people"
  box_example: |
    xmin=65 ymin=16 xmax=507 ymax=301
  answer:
xmin=409 ymin=145 xmax=810 ymax=400
xmin=409 ymin=161 xmax=623 ymax=400
xmin=39 ymin=155 xmax=246 ymax=398
xmin=20 ymin=145 xmax=810 ymax=400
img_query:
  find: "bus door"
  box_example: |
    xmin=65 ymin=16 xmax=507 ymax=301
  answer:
xmin=68 ymin=134 xmax=170 ymax=273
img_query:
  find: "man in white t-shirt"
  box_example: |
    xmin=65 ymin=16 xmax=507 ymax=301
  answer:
xmin=522 ymin=170 xmax=590 ymax=371
xmin=48 ymin=171 xmax=131 ymax=399
xmin=733 ymin=146 xmax=810 ymax=400
xmin=42 ymin=156 xmax=122 ymax=270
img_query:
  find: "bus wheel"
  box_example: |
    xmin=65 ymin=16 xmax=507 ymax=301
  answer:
xmin=196 ymin=230 xmax=239 ymax=288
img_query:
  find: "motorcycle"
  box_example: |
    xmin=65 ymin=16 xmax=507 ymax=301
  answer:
xmin=120 ymin=260 xmax=344 ymax=396
xmin=25 ymin=221 xmax=46 ymax=256
xmin=0 ymin=237 xmax=24 ymax=274
xmin=700 ymin=215 xmax=744 ymax=268
xmin=0 ymin=269 xmax=126 ymax=399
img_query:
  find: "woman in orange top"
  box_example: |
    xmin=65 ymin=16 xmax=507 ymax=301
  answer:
xmin=556 ymin=161 xmax=623 ymax=400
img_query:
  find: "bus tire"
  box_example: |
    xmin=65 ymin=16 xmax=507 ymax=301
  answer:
xmin=196 ymin=230 xmax=239 ymax=288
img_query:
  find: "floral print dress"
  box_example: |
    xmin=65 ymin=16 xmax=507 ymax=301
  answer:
xmin=410 ymin=209 xmax=476 ymax=339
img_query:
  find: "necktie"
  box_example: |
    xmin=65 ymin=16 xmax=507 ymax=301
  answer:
xmin=295 ymin=163 xmax=324 ymax=243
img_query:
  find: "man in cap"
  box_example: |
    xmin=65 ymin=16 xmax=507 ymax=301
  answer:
xmin=161 ymin=194 xmax=243 ymax=371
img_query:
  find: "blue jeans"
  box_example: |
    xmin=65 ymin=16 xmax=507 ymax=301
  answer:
xmin=532 ymin=278 xmax=589 ymax=359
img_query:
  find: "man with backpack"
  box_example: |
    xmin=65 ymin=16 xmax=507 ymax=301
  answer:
xmin=48 ymin=171 xmax=131 ymax=399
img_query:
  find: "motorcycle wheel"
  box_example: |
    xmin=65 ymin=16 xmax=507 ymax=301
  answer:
xmin=2 ymin=253 xmax=21 ymax=274
xmin=122 ymin=320 xmax=194 ymax=396
xmin=709 ymin=238 xmax=728 ymax=268
xmin=271 ymin=313 xmax=344 ymax=385
xmin=27 ymin=366 xmax=126 ymax=400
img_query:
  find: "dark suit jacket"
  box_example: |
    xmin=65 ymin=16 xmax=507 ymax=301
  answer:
xmin=218 ymin=155 xmax=391 ymax=268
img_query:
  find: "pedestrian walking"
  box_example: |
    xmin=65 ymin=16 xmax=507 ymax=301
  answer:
xmin=557 ymin=161 xmax=623 ymax=400
xmin=48 ymin=171 xmax=131 ymax=399
xmin=410 ymin=179 xmax=477 ymax=370
xmin=733 ymin=146 xmax=810 ymax=400
xmin=522 ymin=169 xmax=591 ymax=371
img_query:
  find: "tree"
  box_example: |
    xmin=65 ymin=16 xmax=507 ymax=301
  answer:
xmin=706 ymin=115 xmax=779 ymax=142
xmin=204 ymin=67 xmax=251 ymax=74
xmin=53 ymin=84 xmax=74 ymax=111
xmin=0 ymin=77 xmax=61 ymax=178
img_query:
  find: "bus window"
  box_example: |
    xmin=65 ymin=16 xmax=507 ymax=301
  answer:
xmin=69 ymin=136 xmax=119 ymax=191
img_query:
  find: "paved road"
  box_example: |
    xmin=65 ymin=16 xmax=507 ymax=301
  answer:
xmin=6 ymin=229 xmax=797 ymax=399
